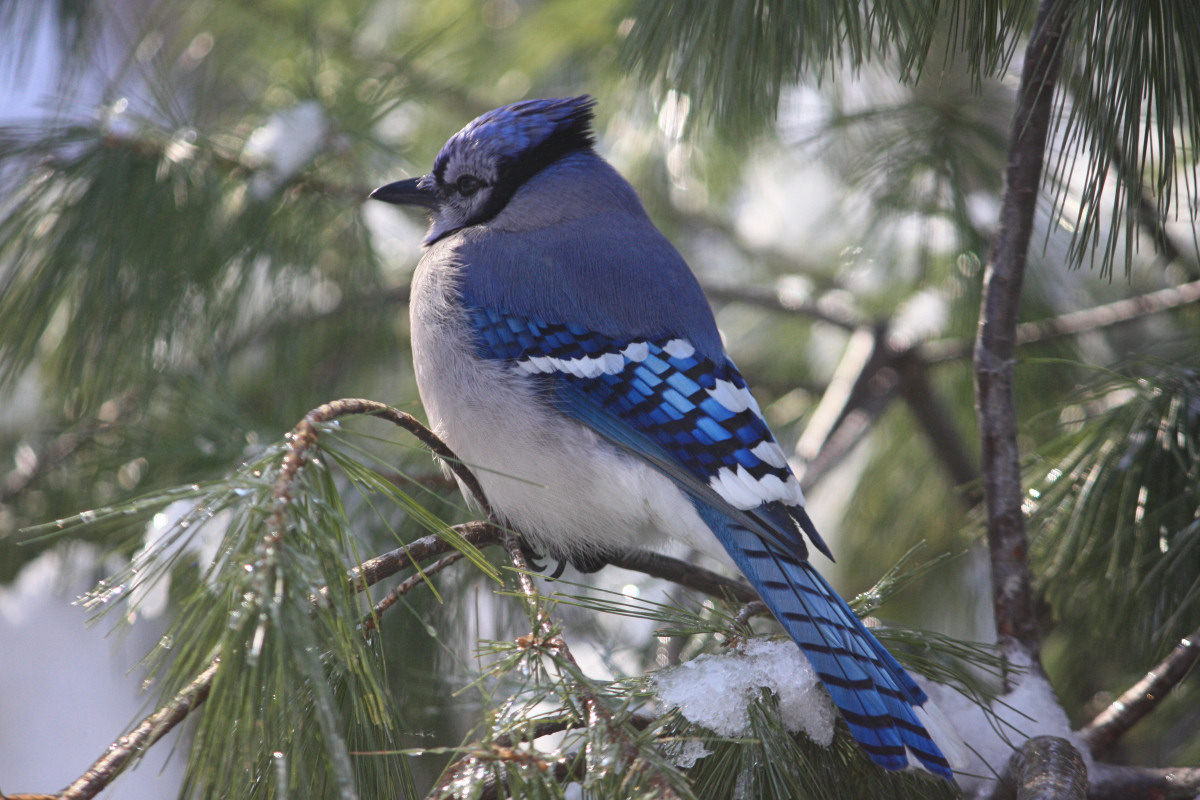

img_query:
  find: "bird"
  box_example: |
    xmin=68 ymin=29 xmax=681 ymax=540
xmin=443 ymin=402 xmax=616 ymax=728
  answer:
xmin=370 ymin=95 xmax=953 ymax=780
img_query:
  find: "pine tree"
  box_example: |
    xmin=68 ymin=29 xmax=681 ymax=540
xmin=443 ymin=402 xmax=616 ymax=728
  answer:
xmin=1 ymin=1 xmax=1198 ymax=798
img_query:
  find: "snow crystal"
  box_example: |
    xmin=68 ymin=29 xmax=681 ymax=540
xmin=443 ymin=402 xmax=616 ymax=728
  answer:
xmin=653 ymin=638 xmax=835 ymax=746
xmin=664 ymin=739 xmax=713 ymax=769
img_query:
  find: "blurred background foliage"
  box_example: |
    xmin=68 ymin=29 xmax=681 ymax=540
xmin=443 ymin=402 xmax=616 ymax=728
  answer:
xmin=1 ymin=0 xmax=1199 ymax=796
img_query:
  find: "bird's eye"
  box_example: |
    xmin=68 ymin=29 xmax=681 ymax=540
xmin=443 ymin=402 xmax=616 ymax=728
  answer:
xmin=455 ymin=174 xmax=484 ymax=197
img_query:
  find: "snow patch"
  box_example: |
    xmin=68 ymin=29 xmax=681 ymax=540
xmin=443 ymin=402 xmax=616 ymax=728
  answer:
xmin=243 ymin=101 xmax=331 ymax=198
xmin=920 ymin=663 xmax=1094 ymax=794
xmin=653 ymin=639 xmax=835 ymax=746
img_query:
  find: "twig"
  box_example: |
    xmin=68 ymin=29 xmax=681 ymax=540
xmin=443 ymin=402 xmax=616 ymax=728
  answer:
xmin=605 ymin=548 xmax=759 ymax=603
xmin=923 ymin=278 xmax=1200 ymax=363
xmin=975 ymin=0 xmax=1073 ymax=661
xmin=59 ymin=659 xmax=220 ymax=800
xmin=499 ymin=531 xmax=682 ymax=798
xmin=348 ymin=520 xmax=499 ymax=593
xmin=727 ymin=600 xmax=771 ymax=647
xmin=1077 ymin=626 xmax=1200 ymax=756
xmin=363 ymin=552 xmax=465 ymax=631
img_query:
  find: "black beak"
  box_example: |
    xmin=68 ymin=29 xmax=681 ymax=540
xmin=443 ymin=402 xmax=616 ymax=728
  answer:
xmin=369 ymin=176 xmax=440 ymax=210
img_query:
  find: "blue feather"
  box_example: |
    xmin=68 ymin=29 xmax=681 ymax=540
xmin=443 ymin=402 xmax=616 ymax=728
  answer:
xmin=693 ymin=503 xmax=951 ymax=778
xmin=465 ymin=303 xmax=952 ymax=779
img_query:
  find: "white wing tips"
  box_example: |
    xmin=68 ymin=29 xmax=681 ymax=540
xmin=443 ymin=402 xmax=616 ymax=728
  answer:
xmin=708 ymin=466 xmax=805 ymax=510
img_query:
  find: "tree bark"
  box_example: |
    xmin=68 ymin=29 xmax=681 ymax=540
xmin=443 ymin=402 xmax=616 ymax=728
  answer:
xmin=975 ymin=0 xmax=1074 ymax=661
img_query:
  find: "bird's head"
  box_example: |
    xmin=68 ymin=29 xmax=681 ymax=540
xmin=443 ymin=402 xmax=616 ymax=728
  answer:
xmin=371 ymin=96 xmax=597 ymax=244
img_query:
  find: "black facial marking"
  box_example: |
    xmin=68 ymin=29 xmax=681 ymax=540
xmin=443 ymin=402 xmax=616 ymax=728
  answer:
xmin=476 ymin=99 xmax=596 ymax=222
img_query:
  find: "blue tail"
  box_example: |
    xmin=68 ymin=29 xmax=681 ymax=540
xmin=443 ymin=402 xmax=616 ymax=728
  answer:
xmin=696 ymin=505 xmax=953 ymax=780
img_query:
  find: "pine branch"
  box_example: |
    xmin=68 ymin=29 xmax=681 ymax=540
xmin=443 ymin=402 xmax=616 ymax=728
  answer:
xmin=975 ymin=0 xmax=1074 ymax=661
xmin=58 ymin=659 xmax=221 ymax=800
xmin=41 ymin=399 xmax=495 ymax=800
xmin=1077 ymin=625 xmax=1200 ymax=756
xmin=0 ymin=393 xmax=136 ymax=504
xmin=52 ymin=513 xmax=499 ymax=800
xmin=50 ymin=516 xmax=499 ymax=800
xmin=498 ymin=533 xmax=686 ymax=799
xmin=1103 ymin=131 xmax=1200 ymax=281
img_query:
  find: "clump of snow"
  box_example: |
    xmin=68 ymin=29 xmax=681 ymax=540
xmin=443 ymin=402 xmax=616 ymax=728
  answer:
xmin=919 ymin=658 xmax=1094 ymax=795
xmin=243 ymin=100 xmax=331 ymax=198
xmin=653 ymin=638 xmax=835 ymax=747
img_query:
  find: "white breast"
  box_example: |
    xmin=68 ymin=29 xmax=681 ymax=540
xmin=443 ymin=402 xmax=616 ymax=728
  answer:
xmin=408 ymin=253 xmax=726 ymax=565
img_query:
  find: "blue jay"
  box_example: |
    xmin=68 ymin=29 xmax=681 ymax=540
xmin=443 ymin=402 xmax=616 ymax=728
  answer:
xmin=371 ymin=96 xmax=953 ymax=780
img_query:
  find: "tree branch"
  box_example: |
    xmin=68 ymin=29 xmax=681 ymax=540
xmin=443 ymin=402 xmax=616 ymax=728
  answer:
xmin=606 ymin=548 xmax=758 ymax=604
xmin=988 ymin=736 xmax=1088 ymax=800
xmin=1077 ymin=625 xmax=1200 ymax=756
xmin=47 ymin=400 xmax=493 ymax=800
xmin=894 ymin=352 xmax=982 ymax=506
xmin=975 ymin=0 xmax=1073 ymax=660
xmin=792 ymin=325 xmax=902 ymax=491
xmin=702 ymin=278 xmax=862 ymax=331
xmin=58 ymin=660 xmax=220 ymax=800
xmin=926 ymin=278 xmax=1200 ymax=362
xmin=1086 ymin=763 xmax=1200 ymax=800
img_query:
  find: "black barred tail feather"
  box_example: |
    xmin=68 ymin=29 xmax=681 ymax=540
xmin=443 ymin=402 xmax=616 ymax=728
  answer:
xmin=696 ymin=505 xmax=954 ymax=780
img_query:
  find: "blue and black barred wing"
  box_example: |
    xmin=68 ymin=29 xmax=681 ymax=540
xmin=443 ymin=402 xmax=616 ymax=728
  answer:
xmin=468 ymin=306 xmax=955 ymax=781
xmin=468 ymin=306 xmax=830 ymax=561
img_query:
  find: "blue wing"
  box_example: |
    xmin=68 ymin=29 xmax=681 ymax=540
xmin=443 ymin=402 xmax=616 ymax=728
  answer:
xmin=468 ymin=305 xmax=953 ymax=780
xmin=470 ymin=306 xmax=831 ymax=561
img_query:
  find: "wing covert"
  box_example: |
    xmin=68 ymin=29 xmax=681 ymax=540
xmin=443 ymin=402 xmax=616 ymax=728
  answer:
xmin=468 ymin=305 xmax=832 ymax=561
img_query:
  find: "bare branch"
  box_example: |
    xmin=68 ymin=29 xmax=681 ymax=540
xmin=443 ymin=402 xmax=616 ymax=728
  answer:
xmin=1087 ymin=763 xmax=1200 ymax=800
xmin=1078 ymin=626 xmax=1200 ymax=756
xmin=702 ymin=278 xmax=861 ymax=331
xmin=606 ymin=548 xmax=758 ymax=604
xmin=894 ymin=353 xmax=982 ymax=507
xmin=364 ymin=552 xmax=465 ymax=630
xmin=793 ymin=325 xmax=901 ymax=491
xmin=975 ymin=0 xmax=1074 ymax=661
xmin=926 ymin=278 xmax=1200 ymax=362
xmin=58 ymin=659 xmax=220 ymax=800
xmin=794 ymin=326 xmax=880 ymax=464
xmin=348 ymin=520 xmax=499 ymax=592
